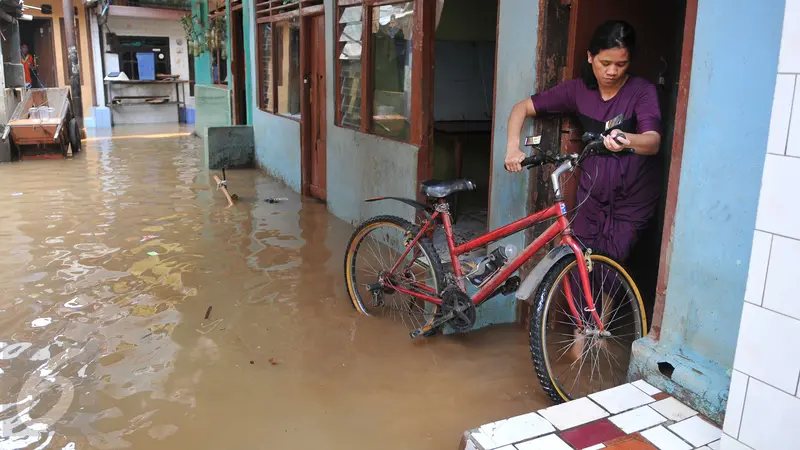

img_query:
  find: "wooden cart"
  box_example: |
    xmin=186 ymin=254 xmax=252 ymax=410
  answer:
xmin=1 ymin=88 xmax=81 ymax=159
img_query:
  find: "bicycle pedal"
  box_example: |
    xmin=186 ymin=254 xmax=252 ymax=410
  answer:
xmin=410 ymin=311 xmax=454 ymax=339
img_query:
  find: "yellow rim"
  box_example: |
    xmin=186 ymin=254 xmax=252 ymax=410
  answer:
xmin=345 ymin=221 xmax=440 ymax=322
xmin=542 ymin=254 xmax=647 ymax=402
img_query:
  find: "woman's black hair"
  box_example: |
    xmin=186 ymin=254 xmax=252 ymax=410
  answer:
xmin=581 ymin=20 xmax=636 ymax=90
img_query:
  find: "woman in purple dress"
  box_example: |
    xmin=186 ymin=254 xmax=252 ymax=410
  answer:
xmin=504 ymin=20 xmax=662 ymax=358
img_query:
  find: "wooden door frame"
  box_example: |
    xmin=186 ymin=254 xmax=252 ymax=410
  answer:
xmin=27 ymin=17 xmax=59 ymax=88
xmin=230 ymin=7 xmax=247 ymax=125
xmin=300 ymin=11 xmax=325 ymax=198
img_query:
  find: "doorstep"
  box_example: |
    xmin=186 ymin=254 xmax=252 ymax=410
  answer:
xmin=459 ymin=380 xmax=722 ymax=450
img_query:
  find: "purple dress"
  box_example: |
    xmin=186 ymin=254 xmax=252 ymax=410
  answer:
xmin=531 ymin=76 xmax=662 ymax=262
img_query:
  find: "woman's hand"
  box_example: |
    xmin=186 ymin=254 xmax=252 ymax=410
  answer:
xmin=603 ymin=129 xmax=631 ymax=152
xmin=505 ymin=147 xmax=527 ymax=172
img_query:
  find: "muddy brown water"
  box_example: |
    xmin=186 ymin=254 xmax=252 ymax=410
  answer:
xmin=0 ymin=126 xmax=548 ymax=449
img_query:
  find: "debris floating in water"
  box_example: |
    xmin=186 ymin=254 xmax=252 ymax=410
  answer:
xmin=269 ymin=358 xmax=279 ymax=366
xmin=140 ymin=235 xmax=159 ymax=242
xmin=11 ymin=192 xmax=23 ymax=197
xmin=204 ymin=306 xmax=212 ymax=320
xmin=264 ymin=198 xmax=288 ymax=204
xmin=146 ymin=251 xmax=159 ymax=256
xmin=250 ymin=360 xmax=255 ymax=365
xmin=31 ymin=317 xmax=52 ymax=328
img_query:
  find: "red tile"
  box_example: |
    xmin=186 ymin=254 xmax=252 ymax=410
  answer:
xmin=603 ymin=433 xmax=659 ymax=449
xmin=652 ymin=392 xmax=671 ymax=401
xmin=560 ymin=419 xmax=626 ymax=449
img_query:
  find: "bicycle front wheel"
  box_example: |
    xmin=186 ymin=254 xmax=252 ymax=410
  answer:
xmin=344 ymin=215 xmax=444 ymax=334
xmin=529 ymin=252 xmax=647 ymax=403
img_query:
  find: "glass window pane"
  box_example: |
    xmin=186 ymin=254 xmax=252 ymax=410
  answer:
xmin=276 ymin=18 xmax=302 ymax=118
xmin=259 ymin=23 xmax=274 ymax=111
xmin=338 ymin=5 xmax=363 ymax=128
xmin=371 ymin=2 xmax=414 ymax=141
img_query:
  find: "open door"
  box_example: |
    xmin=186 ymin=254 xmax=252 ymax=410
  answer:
xmin=305 ymin=14 xmax=327 ymax=200
xmin=19 ymin=18 xmax=57 ymax=87
xmin=231 ymin=7 xmax=248 ymax=125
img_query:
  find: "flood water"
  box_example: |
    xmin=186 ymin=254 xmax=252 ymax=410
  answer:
xmin=0 ymin=125 xmax=548 ymax=449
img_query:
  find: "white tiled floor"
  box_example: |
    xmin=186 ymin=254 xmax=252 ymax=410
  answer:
xmin=762 ymin=235 xmax=800 ymax=319
xmin=755 ymin=154 xmax=800 ymax=240
xmin=649 ymin=397 xmax=698 ymax=422
xmin=609 ymin=405 xmax=667 ymax=434
xmin=589 ymin=383 xmax=655 ymax=414
xmin=737 ymin=378 xmax=800 ymax=450
xmin=668 ymin=416 xmax=722 ymax=447
xmin=476 ymin=412 xmax=555 ymax=448
xmin=632 ymin=380 xmax=661 ymax=396
xmin=640 ymin=426 xmax=692 ymax=450
xmin=583 ymin=445 xmax=606 ymax=450
xmin=707 ymin=440 xmax=720 ymax=449
xmin=537 ymin=397 xmax=609 ymax=431
xmin=766 ymin=74 xmax=795 ymax=155
xmin=719 ymin=434 xmax=755 ymax=450
xmin=513 ymin=434 xmax=572 ymax=450
xmin=743 ymin=231 xmax=772 ymax=306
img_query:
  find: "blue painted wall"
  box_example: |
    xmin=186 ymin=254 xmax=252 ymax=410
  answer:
xmin=482 ymin=0 xmax=539 ymax=325
xmin=631 ymin=0 xmax=785 ymax=422
xmin=247 ymin=0 xmax=303 ymax=191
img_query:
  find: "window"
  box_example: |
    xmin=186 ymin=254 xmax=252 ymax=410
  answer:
xmin=370 ymin=2 xmax=413 ymax=140
xmin=258 ymin=23 xmax=274 ymax=111
xmin=255 ymin=0 xmax=317 ymax=120
xmin=117 ymin=36 xmax=171 ymax=81
xmin=275 ymin=18 xmax=301 ymax=118
xmin=209 ymin=15 xmax=228 ymax=85
xmin=335 ymin=0 xmax=419 ymax=143
xmin=338 ymin=5 xmax=363 ymax=128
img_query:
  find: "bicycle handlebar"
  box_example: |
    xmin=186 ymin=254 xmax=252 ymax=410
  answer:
xmin=521 ymin=131 xmax=634 ymax=169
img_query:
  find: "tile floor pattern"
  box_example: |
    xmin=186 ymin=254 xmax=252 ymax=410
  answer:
xmin=460 ymin=381 xmax=722 ymax=450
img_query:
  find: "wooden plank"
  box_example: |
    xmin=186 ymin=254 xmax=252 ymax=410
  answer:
xmin=650 ymin=0 xmax=698 ymax=340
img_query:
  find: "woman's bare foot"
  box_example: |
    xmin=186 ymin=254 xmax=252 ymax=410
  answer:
xmin=569 ymin=328 xmax=585 ymax=361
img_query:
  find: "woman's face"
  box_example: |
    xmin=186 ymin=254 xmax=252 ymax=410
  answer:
xmin=587 ymin=47 xmax=630 ymax=88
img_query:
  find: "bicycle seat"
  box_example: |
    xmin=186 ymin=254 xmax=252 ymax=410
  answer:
xmin=420 ymin=179 xmax=476 ymax=198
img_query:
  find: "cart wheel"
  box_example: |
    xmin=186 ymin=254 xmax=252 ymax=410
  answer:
xmin=8 ymin=136 xmax=20 ymax=161
xmin=68 ymin=118 xmax=81 ymax=153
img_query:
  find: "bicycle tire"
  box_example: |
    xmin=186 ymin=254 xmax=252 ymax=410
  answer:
xmin=529 ymin=252 xmax=647 ymax=403
xmin=344 ymin=215 xmax=445 ymax=332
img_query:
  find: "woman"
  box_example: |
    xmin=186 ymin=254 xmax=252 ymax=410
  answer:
xmin=506 ymin=19 xmax=661 ymax=264
xmin=505 ymin=20 xmax=662 ymax=358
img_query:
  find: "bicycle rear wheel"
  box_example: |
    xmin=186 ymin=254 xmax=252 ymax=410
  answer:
xmin=529 ymin=252 xmax=647 ymax=403
xmin=344 ymin=215 xmax=444 ymax=334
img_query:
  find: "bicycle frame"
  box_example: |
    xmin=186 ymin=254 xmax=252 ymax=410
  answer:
xmin=382 ymin=159 xmax=605 ymax=331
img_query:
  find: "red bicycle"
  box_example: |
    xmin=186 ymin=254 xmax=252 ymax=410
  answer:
xmin=344 ymin=130 xmax=647 ymax=402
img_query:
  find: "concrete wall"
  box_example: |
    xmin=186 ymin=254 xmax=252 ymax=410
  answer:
xmin=722 ymin=1 xmax=800 ymax=448
xmin=481 ymin=0 xmax=539 ymax=324
xmin=103 ymin=16 xmax=191 ymax=124
xmin=630 ymin=0 xmax=785 ymax=424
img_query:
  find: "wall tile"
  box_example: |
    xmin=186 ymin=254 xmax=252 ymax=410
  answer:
xmin=755 ymin=155 xmax=800 ymax=240
xmin=738 ymin=378 xmax=800 ymax=450
xmin=778 ymin=0 xmax=800 ymax=72
xmin=722 ymin=371 xmax=749 ymax=438
xmin=743 ymin=231 xmax=772 ymax=306
xmin=767 ymin=74 xmax=795 ymax=155
xmin=733 ymin=303 xmax=800 ymax=393
xmin=762 ymin=235 xmax=800 ymax=319
xmin=788 ymin=76 xmax=800 ymax=157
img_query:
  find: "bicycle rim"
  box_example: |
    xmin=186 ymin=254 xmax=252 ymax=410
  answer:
xmin=537 ymin=254 xmax=646 ymax=401
xmin=345 ymin=219 xmax=441 ymax=332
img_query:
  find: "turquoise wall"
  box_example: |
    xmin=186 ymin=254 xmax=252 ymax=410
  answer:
xmin=631 ymin=0 xmax=785 ymax=423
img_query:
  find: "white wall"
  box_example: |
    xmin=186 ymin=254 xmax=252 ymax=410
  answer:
xmin=722 ymin=1 xmax=800 ymax=449
xmin=103 ymin=16 xmax=191 ymax=124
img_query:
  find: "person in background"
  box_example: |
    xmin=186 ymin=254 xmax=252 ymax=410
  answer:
xmin=21 ymin=44 xmax=42 ymax=88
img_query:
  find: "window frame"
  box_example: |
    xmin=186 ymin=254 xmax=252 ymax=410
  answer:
xmin=334 ymin=0 xmax=429 ymax=145
xmin=255 ymin=0 xmax=324 ymax=122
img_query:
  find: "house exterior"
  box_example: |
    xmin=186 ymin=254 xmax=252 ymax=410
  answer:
xmin=186 ymin=0 xmax=799 ymax=435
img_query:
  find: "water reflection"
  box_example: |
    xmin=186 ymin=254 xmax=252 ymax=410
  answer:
xmin=0 ymin=125 xmax=543 ymax=450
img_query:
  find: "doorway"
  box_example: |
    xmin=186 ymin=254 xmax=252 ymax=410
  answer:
xmin=303 ymin=13 xmax=327 ymax=201
xmin=430 ymin=0 xmax=498 ymax=256
xmin=230 ymin=7 xmax=248 ymax=125
xmin=18 ymin=18 xmax=57 ymax=87
xmin=532 ymin=0 xmax=690 ymax=326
